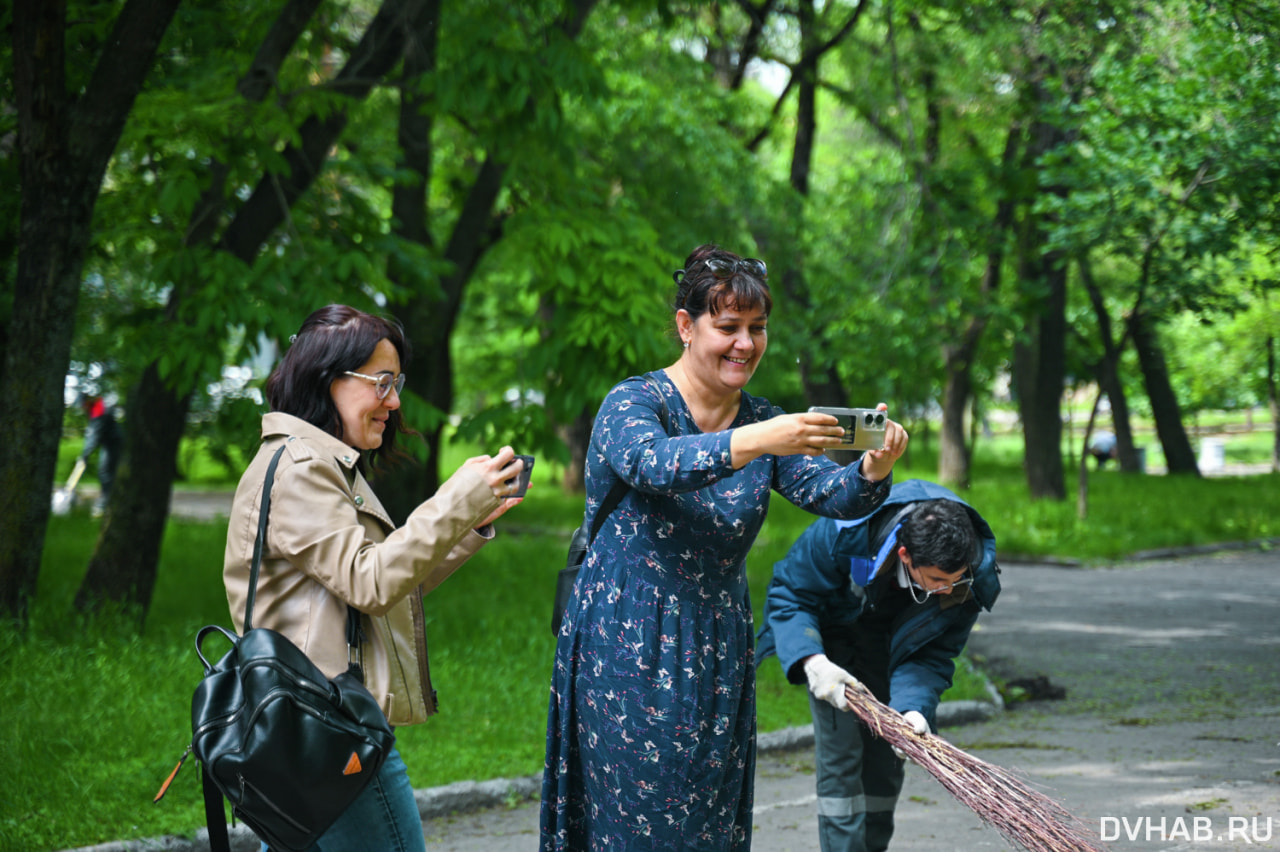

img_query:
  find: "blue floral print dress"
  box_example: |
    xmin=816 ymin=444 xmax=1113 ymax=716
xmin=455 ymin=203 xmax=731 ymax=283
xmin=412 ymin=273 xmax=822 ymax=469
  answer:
xmin=540 ymin=371 xmax=892 ymax=851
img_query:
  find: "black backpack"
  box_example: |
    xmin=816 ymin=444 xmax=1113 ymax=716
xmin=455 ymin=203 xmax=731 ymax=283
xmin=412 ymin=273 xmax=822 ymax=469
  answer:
xmin=156 ymin=445 xmax=395 ymax=851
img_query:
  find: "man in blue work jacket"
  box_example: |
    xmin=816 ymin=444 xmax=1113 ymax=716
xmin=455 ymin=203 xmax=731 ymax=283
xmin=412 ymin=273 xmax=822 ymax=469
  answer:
xmin=757 ymin=479 xmax=1001 ymax=852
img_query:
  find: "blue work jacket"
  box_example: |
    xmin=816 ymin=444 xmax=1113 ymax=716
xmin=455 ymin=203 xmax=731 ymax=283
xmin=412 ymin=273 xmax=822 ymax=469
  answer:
xmin=756 ymin=479 xmax=1000 ymax=729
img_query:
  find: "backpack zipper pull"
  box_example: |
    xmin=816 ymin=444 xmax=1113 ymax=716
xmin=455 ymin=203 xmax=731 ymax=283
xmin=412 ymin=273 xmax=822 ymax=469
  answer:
xmin=153 ymin=744 xmax=192 ymax=803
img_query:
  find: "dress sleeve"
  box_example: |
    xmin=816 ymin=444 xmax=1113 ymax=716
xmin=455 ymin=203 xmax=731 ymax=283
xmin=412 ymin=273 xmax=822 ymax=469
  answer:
xmin=592 ymin=377 xmax=736 ymax=495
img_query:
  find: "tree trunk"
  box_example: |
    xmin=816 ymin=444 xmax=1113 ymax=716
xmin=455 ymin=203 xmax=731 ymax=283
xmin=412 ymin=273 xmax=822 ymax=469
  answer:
xmin=938 ymin=365 xmax=972 ymax=488
xmin=1129 ymin=310 xmax=1200 ymax=475
xmin=937 ymin=123 xmax=1020 ymax=487
xmin=74 ymin=365 xmax=190 ymax=618
xmin=785 ymin=0 xmax=846 ymax=410
xmin=1093 ymin=354 xmax=1142 ymax=472
xmin=1011 ymin=103 xmax=1069 ymax=500
xmin=0 ymin=185 xmax=88 ymax=626
xmin=1012 ymin=248 xmax=1068 ymax=500
xmin=0 ymin=0 xmax=180 ymax=627
xmin=1078 ymin=256 xmax=1142 ymax=472
xmin=1269 ymin=330 xmax=1279 ymax=473
xmin=373 ymin=0 xmax=604 ymax=516
xmin=377 ymin=0 xmax=442 ymax=524
xmin=378 ymin=0 xmax=601 ymax=519
xmin=559 ymin=410 xmax=594 ymax=494
xmin=381 ymin=156 xmax=508 ymax=522
xmin=1076 ymin=389 xmax=1108 ymax=519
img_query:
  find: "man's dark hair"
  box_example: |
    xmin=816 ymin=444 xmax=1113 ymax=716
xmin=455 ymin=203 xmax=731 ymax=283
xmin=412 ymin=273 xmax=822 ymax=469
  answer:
xmin=266 ymin=304 xmax=412 ymax=466
xmin=897 ymin=499 xmax=977 ymax=574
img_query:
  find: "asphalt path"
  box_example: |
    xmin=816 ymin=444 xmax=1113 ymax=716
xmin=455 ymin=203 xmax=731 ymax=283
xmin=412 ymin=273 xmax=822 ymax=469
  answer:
xmin=412 ymin=548 xmax=1280 ymax=852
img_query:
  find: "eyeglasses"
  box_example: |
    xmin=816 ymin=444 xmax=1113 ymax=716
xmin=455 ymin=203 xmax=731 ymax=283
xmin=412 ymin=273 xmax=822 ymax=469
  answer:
xmin=701 ymin=257 xmax=768 ymax=281
xmin=906 ymin=569 xmax=973 ymax=604
xmin=343 ymin=370 xmax=406 ymax=400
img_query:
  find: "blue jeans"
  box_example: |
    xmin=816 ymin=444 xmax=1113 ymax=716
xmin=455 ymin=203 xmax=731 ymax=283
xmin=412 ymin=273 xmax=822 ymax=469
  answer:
xmin=259 ymin=747 xmax=426 ymax=852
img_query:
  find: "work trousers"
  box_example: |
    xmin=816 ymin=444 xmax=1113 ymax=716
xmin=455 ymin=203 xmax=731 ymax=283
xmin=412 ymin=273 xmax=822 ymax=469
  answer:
xmin=810 ymin=609 xmax=906 ymax=852
xmin=809 ymin=692 xmax=905 ymax=852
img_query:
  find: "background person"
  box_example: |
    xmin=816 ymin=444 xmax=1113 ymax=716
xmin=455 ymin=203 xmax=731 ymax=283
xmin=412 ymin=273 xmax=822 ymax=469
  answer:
xmin=77 ymin=393 xmax=123 ymax=516
xmin=1088 ymin=430 xmax=1118 ymax=469
xmin=223 ymin=305 xmax=528 ymax=852
xmin=757 ymin=480 xmax=1001 ymax=852
xmin=540 ymin=244 xmax=907 ymax=851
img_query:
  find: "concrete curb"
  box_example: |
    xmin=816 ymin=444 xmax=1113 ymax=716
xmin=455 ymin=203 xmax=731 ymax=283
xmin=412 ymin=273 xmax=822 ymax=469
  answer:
xmin=61 ymin=698 xmax=1003 ymax=852
xmin=999 ymin=536 xmax=1280 ymax=569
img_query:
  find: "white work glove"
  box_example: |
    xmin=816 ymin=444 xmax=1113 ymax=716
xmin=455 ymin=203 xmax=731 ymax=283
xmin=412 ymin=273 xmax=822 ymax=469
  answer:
xmin=804 ymin=654 xmax=859 ymax=711
xmin=892 ymin=710 xmax=930 ymax=761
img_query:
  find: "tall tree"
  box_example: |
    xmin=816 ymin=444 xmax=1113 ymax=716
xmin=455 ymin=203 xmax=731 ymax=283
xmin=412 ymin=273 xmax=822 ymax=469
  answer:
xmin=380 ymin=0 xmax=790 ymax=507
xmin=75 ymin=0 xmax=428 ymax=617
xmin=1 ymin=0 xmax=181 ymax=627
xmin=1076 ymin=254 xmax=1142 ymax=473
xmin=1010 ymin=99 xmax=1071 ymax=499
xmin=1041 ymin=0 xmax=1280 ymax=477
xmin=375 ymin=0 xmax=606 ymax=519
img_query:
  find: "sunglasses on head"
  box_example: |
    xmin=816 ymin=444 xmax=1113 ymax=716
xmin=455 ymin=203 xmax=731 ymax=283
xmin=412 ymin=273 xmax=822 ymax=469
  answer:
xmin=674 ymin=257 xmax=769 ymax=285
xmin=701 ymin=257 xmax=768 ymax=281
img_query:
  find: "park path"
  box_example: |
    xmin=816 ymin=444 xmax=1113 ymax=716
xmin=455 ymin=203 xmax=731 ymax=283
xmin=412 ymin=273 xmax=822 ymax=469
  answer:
xmin=413 ymin=548 xmax=1280 ymax=852
xmin=83 ymin=457 xmax=1278 ymax=525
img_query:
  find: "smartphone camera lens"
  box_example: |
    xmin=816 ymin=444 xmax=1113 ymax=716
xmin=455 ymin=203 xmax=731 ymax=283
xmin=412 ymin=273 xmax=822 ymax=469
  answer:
xmin=864 ymin=412 xmax=877 ymax=427
xmin=873 ymin=412 xmax=885 ymax=427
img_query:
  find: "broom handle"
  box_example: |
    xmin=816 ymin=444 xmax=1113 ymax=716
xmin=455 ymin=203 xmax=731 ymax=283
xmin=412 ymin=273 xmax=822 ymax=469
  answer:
xmin=66 ymin=458 xmax=86 ymax=490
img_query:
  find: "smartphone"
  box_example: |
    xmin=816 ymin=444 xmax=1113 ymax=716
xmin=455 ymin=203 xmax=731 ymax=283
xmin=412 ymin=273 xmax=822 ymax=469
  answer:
xmin=808 ymin=407 xmax=888 ymax=452
xmin=505 ymin=454 xmax=535 ymax=498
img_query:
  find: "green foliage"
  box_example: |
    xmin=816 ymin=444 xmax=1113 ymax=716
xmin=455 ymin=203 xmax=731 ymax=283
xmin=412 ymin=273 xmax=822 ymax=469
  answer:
xmin=51 ymin=0 xmax=1276 ymax=494
xmin=1161 ymin=254 xmax=1280 ymax=413
xmin=76 ymin=0 xmax=420 ymax=415
xmin=447 ymin=11 xmax=789 ymax=454
xmin=1041 ymin=1 xmax=1280 ymax=306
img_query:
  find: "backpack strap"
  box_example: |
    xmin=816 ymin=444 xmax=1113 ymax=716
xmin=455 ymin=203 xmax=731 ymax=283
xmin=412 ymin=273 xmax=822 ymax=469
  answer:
xmin=243 ymin=442 xmax=368 ymax=682
xmin=587 ymin=373 xmax=669 ymax=544
xmin=243 ymin=445 xmax=287 ymax=632
xmin=202 ymin=766 xmax=232 ymax=852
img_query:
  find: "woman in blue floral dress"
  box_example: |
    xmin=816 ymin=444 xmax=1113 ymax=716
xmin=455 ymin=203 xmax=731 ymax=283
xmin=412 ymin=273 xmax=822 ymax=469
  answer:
xmin=541 ymin=245 xmax=908 ymax=850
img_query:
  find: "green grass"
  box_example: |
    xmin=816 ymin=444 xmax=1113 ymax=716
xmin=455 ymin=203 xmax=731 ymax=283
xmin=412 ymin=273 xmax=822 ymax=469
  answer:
xmin=3 ymin=435 xmax=1278 ymax=851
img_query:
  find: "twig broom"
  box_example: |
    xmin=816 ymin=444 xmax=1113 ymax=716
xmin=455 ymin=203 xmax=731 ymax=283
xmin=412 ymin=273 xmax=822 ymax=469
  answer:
xmin=843 ymin=683 xmax=1109 ymax=852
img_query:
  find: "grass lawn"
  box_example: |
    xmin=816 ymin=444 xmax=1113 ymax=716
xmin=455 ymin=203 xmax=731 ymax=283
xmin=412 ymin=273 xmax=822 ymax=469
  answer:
xmin=3 ymin=431 xmax=1277 ymax=851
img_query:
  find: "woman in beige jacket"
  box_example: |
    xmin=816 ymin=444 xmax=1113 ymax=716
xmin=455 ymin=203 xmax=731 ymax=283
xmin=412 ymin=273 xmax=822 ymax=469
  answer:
xmin=223 ymin=304 xmax=527 ymax=852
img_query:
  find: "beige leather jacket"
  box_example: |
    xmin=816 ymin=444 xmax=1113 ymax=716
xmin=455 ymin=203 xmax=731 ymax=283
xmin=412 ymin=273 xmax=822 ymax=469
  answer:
xmin=223 ymin=413 xmax=502 ymax=726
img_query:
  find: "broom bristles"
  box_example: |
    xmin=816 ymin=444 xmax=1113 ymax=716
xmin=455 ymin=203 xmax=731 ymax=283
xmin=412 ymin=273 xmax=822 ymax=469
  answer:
xmin=843 ymin=683 xmax=1109 ymax=852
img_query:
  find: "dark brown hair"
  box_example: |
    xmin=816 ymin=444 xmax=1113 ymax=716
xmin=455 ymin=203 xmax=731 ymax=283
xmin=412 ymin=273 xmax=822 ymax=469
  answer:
xmin=898 ymin=500 xmax=978 ymax=575
xmin=673 ymin=244 xmax=772 ymax=321
xmin=266 ymin=304 xmax=412 ymax=464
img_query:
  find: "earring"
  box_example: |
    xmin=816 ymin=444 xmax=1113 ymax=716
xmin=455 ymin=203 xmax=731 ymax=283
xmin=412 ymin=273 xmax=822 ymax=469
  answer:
xmin=682 ymin=341 xmax=689 ymax=349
